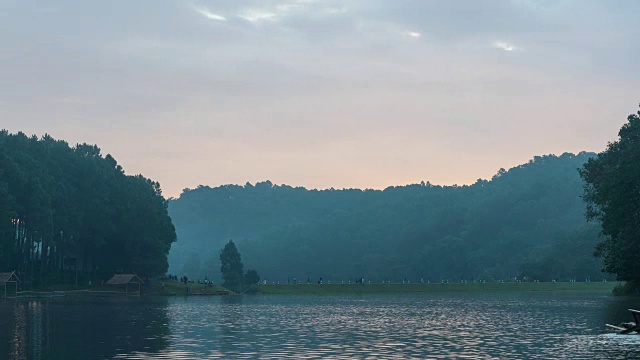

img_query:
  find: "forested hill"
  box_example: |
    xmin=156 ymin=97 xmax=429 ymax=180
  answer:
xmin=169 ymin=152 xmax=608 ymax=283
xmin=0 ymin=131 xmax=176 ymax=286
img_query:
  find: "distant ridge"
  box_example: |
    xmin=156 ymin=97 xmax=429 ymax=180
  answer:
xmin=169 ymin=152 xmax=606 ymax=283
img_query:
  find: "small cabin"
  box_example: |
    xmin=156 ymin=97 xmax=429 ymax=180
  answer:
xmin=105 ymin=274 xmax=143 ymax=295
xmin=0 ymin=271 xmax=20 ymax=298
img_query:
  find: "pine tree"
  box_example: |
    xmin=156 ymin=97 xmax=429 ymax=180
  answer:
xmin=219 ymin=240 xmax=244 ymax=289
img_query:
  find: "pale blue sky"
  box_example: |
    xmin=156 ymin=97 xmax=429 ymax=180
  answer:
xmin=1 ymin=0 xmax=638 ymax=196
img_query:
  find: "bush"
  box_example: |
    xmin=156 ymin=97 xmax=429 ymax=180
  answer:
xmin=612 ymin=281 xmax=640 ymax=296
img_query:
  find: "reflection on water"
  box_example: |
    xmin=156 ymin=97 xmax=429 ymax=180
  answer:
xmin=0 ymin=297 xmax=170 ymax=359
xmin=1 ymin=292 xmax=639 ymax=359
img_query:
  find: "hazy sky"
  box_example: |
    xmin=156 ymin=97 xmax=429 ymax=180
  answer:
xmin=1 ymin=0 xmax=639 ymax=197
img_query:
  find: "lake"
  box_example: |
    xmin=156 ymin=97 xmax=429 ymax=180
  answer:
xmin=1 ymin=292 xmax=639 ymax=359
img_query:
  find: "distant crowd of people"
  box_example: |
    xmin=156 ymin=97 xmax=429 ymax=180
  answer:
xmin=165 ymin=274 xmax=182 ymax=282
xmin=165 ymin=274 xmax=609 ymax=288
xmin=164 ymin=274 xmax=214 ymax=287
xmin=259 ymin=277 xmax=609 ymax=284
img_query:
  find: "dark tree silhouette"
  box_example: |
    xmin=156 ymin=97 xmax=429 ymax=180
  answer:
xmin=220 ymin=240 xmax=244 ymax=289
xmin=0 ymin=131 xmax=176 ymax=286
xmin=580 ymin=105 xmax=640 ymax=284
xmin=244 ymin=269 xmax=260 ymax=285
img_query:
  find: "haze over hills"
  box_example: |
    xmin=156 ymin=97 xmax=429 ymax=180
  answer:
xmin=168 ymin=152 xmax=608 ymax=283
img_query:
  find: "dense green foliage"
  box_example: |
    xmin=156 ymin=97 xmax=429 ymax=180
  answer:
xmin=219 ymin=240 xmax=261 ymax=290
xmin=170 ymin=152 xmax=608 ymax=283
xmin=220 ymin=240 xmax=244 ymax=288
xmin=0 ymin=131 xmax=176 ymax=286
xmin=244 ymin=269 xmax=260 ymax=285
xmin=580 ymin=106 xmax=640 ymax=284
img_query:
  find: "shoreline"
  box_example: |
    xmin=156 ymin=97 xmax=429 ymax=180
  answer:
xmin=2 ymin=280 xmax=234 ymax=299
xmin=258 ymin=282 xmax=618 ymax=295
xmin=4 ymin=281 xmax=618 ymax=299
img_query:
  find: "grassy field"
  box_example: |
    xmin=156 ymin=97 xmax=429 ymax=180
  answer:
xmin=258 ymin=282 xmax=618 ymax=295
xmin=19 ymin=281 xmax=616 ymax=297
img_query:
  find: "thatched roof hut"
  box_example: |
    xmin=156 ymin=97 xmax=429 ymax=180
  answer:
xmin=106 ymin=274 xmax=142 ymax=285
xmin=0 ymin=271 xmax=19 ymax=297
xmin=105 ymin=274 xmax=143 ymax=295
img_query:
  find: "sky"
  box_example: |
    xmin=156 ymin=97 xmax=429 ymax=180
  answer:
xmin=1 ymin=0 xmax=639 ymax=198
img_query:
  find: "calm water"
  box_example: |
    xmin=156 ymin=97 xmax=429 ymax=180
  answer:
xmin=1 ymin=292 xmax=639 ymax=359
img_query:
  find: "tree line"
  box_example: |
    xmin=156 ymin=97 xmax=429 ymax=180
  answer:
xmin=580 ymin=105 xmax=640 ymax=290
xmin=6 ymin=105 xmax=637 ymax=289
xmin=0 ymin=131 xmax=176 ymax=287
xmin=169 ymin=152 xmax=607 ymax=283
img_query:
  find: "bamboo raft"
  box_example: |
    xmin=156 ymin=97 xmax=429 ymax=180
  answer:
xmin=606 ymin=309 xmax=640 ymax=334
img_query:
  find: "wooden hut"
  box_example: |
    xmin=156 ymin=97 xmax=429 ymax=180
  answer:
xmin=0 ymin=271 xmax=20 ymax=298
xmin=105 ymin=274 xmax=143 ymax=295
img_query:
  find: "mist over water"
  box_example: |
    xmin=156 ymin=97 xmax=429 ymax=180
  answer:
xmin=1 ymin=292 xmax=639 ymax=359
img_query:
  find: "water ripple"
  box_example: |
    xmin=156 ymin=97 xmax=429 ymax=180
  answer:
xmin=2 ymin=293 xmax=638 ymax=359
xmin=111 ymin=294 xmax=640 ymax=359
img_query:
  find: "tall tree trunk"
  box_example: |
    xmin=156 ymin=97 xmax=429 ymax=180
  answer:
xmin=40 ymin=237 xmax=47 ymax=285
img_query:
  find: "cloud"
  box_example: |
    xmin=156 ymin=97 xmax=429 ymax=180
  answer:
xmin=191 ymin=5 xmax=227 ymax=21
xmin=493 ymin=41 xmax=516 ymax=52
xmin=238 ymin=11 xmax=278 ymax=23
xmin=2 ymin=0 xmax=640 ymax=197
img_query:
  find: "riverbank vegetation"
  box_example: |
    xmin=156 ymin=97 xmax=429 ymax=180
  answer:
xmin=0 ymin=131 xmax=176 ymax=287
